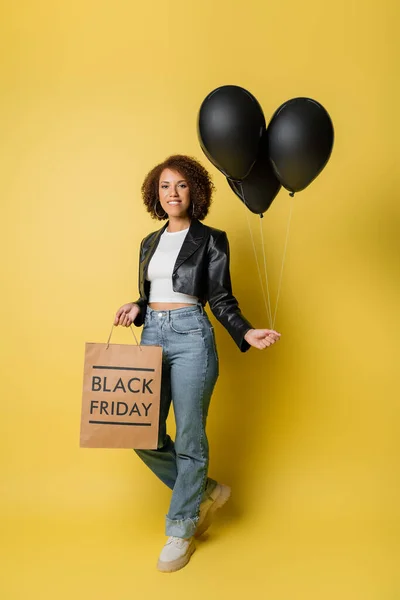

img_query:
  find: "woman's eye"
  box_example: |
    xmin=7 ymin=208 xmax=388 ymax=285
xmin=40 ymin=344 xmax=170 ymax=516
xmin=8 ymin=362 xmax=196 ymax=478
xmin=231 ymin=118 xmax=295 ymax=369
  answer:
xmin=179 ymin=184 xmax=187 ymax=188
xmin=161 ymin=184 xmax=168 ymax=189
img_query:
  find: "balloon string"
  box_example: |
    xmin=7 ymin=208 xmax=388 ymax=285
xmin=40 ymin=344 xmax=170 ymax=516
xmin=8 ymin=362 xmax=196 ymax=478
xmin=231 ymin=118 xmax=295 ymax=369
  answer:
xmin=271 ymin=193 xmax=295 ymax=329
xmin=259 ymin=214 xmax=273 ymax=330
xmin=240 ymin=183 xmax=273 ymax=329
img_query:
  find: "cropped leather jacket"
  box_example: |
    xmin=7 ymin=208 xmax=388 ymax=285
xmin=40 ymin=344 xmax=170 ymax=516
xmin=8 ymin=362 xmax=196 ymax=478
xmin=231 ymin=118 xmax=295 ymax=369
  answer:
xmin=133 ymin=218 xmax=254 ymax=352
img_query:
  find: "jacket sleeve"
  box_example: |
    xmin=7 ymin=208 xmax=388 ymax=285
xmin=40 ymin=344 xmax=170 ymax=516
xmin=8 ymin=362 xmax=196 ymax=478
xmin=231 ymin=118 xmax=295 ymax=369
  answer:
xmin=206 ymin=230 xmax=254 ymax=352
xmin=133 ymin=238 xmax=147 ymax=327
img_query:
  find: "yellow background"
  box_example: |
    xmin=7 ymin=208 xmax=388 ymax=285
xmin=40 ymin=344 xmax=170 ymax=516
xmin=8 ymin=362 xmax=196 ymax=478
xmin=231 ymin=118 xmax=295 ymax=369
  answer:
xmin=1 ymin=1 xmax=398 ymax=598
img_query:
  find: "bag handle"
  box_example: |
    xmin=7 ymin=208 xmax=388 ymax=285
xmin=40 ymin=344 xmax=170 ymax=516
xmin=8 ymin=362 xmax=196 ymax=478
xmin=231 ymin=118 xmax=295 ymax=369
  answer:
xmin=106 ymin=323 xmax=142 ymax=351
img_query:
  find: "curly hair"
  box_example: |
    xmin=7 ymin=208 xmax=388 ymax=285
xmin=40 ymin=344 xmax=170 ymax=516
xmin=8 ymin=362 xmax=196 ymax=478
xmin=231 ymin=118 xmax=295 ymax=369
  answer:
xmin=141 ymin=154 xmax=215 ymax=221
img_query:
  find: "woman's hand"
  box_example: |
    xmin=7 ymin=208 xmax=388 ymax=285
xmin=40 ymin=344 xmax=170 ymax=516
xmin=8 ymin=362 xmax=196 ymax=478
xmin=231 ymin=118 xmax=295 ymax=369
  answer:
xmin=244 ymin=328 xmax=281 ymax=350
xmin=114 ymin=302 xmax=140 ymax=327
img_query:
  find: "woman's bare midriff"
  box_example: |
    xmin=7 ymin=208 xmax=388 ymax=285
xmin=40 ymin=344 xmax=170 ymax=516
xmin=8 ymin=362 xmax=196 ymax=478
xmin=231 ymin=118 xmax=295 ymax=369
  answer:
xmin=148 ymin=302 xmax=195 ymax=311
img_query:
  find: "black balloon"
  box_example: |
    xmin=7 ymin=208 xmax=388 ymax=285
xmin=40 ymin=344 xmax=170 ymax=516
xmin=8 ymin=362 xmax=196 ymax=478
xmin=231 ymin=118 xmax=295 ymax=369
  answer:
xmin=267 ymin=97 xmax=334 ymax=193
xmin=197 ymin=85 xmax=265 ymax=181
xmin=227 ymin=130 xmax=281 ymax=215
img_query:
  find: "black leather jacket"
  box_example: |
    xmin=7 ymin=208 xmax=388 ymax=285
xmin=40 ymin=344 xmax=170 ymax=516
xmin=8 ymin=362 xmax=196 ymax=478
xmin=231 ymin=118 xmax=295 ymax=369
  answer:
xmin=133 ymin=218 xmax=254 ymax=352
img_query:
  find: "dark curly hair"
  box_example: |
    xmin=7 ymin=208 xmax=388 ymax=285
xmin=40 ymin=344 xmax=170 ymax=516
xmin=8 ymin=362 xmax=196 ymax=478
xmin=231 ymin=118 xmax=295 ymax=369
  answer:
xmin=141 ymin=154 xmax=215 ymax=221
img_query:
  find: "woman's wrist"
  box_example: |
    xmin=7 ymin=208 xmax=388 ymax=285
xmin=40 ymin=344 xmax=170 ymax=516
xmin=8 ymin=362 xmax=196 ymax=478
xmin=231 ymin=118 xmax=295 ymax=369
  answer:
xmin=244 ymin=328 xmax=254 ymax=341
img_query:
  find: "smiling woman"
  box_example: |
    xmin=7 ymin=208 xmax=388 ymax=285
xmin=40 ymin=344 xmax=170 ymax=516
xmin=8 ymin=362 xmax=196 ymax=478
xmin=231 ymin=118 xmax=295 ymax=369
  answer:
xmin=140 ymin=155 xmax=216 ymax=310
xmin=148 ymin=168 xmax=194 ymax=310
xmin=160 ymin=174 xmax=189 ymax=209
xmin=141 ymin=154 xmax=214 ymax=224
xmin=113 ymin=154 xmax=281 ymax=572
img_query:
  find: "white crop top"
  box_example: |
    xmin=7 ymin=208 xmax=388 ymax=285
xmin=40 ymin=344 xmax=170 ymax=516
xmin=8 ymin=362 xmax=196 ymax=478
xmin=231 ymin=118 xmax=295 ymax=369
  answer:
xmin=146 ymin=227 xmax=199 ymax=304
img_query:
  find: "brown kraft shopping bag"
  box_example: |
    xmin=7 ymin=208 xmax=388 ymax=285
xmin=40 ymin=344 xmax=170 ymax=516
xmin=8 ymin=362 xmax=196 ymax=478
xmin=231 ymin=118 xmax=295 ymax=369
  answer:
xmin=80 ymin=325 xmax=162 ymax=449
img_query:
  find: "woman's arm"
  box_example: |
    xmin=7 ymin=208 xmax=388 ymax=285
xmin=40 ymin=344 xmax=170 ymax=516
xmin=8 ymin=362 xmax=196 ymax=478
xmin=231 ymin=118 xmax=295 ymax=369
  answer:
xmin=206 ymin=230 xmax=254 ymax=352
xmin=207 ymin=230 xmax=281 ymax=352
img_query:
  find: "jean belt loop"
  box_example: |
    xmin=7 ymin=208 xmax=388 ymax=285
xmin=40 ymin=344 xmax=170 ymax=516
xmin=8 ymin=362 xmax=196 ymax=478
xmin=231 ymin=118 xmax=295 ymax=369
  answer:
xmin=198 ymin=301 xmax=204 ymax=315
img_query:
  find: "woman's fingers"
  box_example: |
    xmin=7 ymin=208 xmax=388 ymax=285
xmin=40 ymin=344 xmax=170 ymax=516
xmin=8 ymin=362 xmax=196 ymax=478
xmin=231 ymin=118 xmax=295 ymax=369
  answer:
xmin=256 ymin=334 xmax=279 ymax=349
xmin=259 ymin=330 xmax=281 ymax=342
xmin=267 ymin=333 xmax=279 ymax=342
xmin=115 ymin=309 xmax=131 ymax=327
xmin=114 ymin=306 xmax=126 ymax=326
xmin=269 ymin=331 xmax=281 ymax=339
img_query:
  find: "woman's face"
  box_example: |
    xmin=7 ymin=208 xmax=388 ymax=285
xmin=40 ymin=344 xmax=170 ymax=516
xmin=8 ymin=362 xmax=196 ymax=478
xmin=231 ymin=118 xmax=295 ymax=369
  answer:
xmin=158 ymin=168 xmax=191 ymax=218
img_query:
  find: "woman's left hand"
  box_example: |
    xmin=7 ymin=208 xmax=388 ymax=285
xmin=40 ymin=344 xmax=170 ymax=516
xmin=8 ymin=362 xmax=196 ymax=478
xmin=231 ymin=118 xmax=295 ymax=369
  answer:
xmin=244 ymin=328 xmax=281 ymax=350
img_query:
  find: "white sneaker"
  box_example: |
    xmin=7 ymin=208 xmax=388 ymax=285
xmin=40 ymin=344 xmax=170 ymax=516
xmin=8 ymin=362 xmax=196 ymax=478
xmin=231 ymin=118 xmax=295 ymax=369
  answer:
xmin=157 ymin=536 xmax=196 ymax=573
xmin=195 ymin=483 xmax=231 ymax=538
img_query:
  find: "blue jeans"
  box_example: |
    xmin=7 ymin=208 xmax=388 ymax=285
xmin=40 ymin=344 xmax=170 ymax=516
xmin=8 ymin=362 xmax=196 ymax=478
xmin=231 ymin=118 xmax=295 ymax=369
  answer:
xmin=135 ymin=303 xmax=219 ymax=538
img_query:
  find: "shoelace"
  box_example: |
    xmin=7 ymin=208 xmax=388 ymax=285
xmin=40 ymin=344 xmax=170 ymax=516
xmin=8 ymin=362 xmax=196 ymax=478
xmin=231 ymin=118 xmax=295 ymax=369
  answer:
xmin=167 ymin=536 xmax=188 ymax=546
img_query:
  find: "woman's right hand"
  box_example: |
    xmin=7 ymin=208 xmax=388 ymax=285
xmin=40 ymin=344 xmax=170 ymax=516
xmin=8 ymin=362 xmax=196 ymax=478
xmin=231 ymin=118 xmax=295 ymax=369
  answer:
xmin=114 ymin=302 xmax=140 ymax=327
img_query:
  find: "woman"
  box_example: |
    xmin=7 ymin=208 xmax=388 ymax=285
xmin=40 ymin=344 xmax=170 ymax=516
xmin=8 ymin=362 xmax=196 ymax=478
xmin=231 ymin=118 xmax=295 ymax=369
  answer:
xmin=114 ymin=155 xmax=281 ymax=573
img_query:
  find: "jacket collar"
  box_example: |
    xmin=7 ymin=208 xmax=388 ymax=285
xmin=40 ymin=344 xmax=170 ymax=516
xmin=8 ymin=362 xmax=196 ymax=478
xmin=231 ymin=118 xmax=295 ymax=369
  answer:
xmin=143 ymin=218 xmax=206 ymax=277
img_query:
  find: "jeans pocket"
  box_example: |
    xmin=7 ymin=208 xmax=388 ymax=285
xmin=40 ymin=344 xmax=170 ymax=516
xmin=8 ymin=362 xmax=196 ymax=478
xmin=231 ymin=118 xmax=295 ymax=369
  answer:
xmin=170 ymin=315 xmax=202 ymax=335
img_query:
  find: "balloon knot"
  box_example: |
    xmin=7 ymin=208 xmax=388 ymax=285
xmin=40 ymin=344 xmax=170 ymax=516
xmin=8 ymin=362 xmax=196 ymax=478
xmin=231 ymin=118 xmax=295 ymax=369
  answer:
xmin=259 ymin=213 xmax=264 ymax=219
xmin=289 ymin=191 xmax=295 ymax=197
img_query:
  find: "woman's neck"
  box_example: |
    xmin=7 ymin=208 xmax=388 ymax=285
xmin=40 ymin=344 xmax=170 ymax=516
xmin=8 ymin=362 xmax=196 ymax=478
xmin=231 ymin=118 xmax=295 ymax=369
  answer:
xmin=166 ymin=216 xmax=191 ymax=233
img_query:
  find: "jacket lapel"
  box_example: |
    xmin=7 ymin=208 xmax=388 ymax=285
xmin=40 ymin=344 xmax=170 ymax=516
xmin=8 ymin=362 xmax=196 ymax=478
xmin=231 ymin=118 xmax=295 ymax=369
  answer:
xmin=173 ymin=219 xmax=205 ymax=274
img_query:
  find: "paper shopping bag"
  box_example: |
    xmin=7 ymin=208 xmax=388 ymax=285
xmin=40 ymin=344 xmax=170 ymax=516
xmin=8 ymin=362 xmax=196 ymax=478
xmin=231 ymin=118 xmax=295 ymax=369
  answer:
xmin=80 ymin=325 xmax=162 ymax=449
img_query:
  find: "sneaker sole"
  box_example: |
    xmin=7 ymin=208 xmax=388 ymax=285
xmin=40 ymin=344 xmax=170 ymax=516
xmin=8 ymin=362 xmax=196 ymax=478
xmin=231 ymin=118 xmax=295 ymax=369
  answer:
xmin=157 ymin=539 xmax=196 ymax=573
xmin=195 ymin=484 xmax=231 ymax=538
